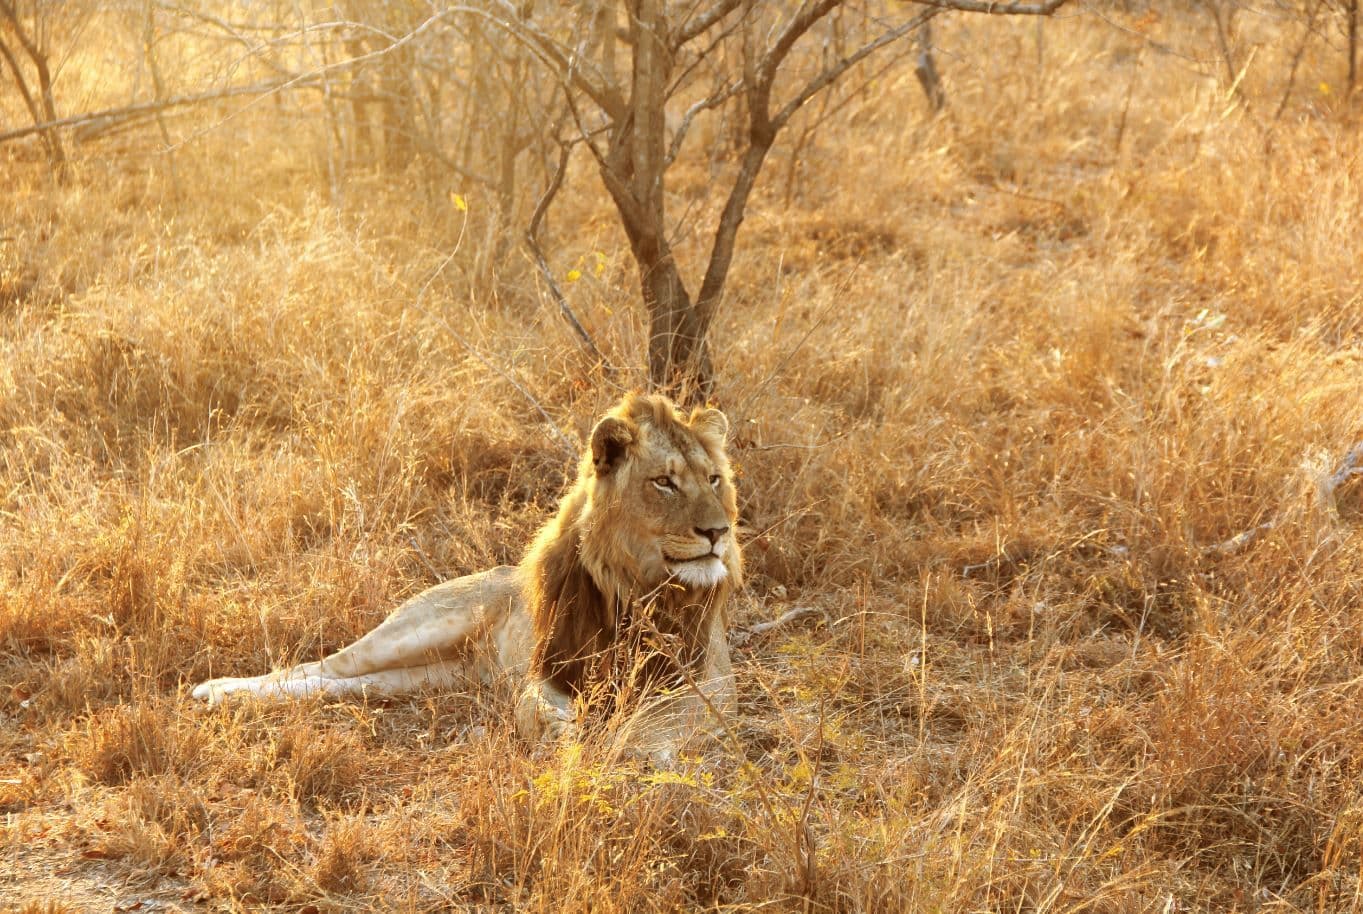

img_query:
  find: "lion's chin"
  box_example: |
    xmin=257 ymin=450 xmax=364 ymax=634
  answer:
xmin=668 ymin=556 xmax=728 ymax=589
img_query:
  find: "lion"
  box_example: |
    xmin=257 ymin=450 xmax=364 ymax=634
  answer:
xmin=192 ymin=392 xmax=741 ymax=758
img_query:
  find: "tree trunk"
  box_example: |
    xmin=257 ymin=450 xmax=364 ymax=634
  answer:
xmin=1349 ymin=0 xmax=1359 ymax=96
xmin=610 ymin=0 xmax=715 ymax=399
xmin=0 ymin=3 xmax=66 ymax=175
xmin=380 ymin=51 xmax=414 ymax=172
xmin=914 ymin=20 xmax=946 ymax=112
xmin=603 ymin=158 xmax=715 ymax=397
xmin=640 ymin=255 xmax=714 ymax=400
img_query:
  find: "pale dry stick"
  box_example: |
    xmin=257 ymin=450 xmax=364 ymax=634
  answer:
xmin=1207 ymin=441 xmax=1363 ymax=557
xmin=730 ymin=605 xmax=824 ymax=647
xmin=744 ymin=435 xmax=846 ymax=452
xmin=1206 ymin=521 xmax=1276 ymax=558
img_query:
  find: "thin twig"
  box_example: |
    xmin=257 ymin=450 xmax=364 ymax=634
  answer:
xmin=1271 ymin=0 xmax=1325 ymax=123
xmin=1206 ymin=521 xmax=1276 ymax=558
xmin=733 ymin=265 xmax=862 ymax=419
xmin=525 ymin=135 xmax=610 ymax=367
xmin=408 ymin=537 xmax=444 ymax=583
xmin=742 ymin=436 xmax=844 ymax=452
xmin=410 ymin=220 xmax=578 ymax=459
xmin=773 ymin=10 xmax=940 ymax=131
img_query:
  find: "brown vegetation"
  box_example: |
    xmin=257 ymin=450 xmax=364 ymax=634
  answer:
xmin=4 ymin=3 xmax=1363 ymax=911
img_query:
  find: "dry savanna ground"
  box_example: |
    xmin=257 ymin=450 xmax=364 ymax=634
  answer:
xmin=4 ymin=4 xmax=1363 ymax=912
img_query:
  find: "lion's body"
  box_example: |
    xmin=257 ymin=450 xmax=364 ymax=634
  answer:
xmin=192 ymin=394 xmax=741 ymax=757
xmin=192 ymin=566 xmax=530 ymax=702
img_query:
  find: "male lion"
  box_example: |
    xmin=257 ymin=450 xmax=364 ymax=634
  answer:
xmin=192 ymin=393 xmax=740 ymax=757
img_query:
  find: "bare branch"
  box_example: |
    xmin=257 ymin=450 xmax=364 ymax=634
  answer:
xmin=1272 ymin=0 xmax=1326 ymax=122
xmin=0 ymin=76 xmax=318 ymax=144
xmin=0 ymin=36 xmax=43 ymax=130
xmin=908 ymin=0 xmax=1070 ymax=14
xmin=465 ymin=0 xmax=627 ymax=120
xmin=525 ymin=138 xmax=610 ymax=367
xmin=672 ymin=0 xmax=744 ymax=49
xmin=773 ymin=9 xmax=939 ymax=131
xmin=1084 ymin=7 xmax=1211 ymax=68
xmin=757 ymin=0 xmax=843 ymax=96
xmin=665 ymin=80 xmax=741 ymax=166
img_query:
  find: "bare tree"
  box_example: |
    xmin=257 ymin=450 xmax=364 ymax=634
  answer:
xmin=0 ymin=0 xmax=1072 ymax=396
xmin=0 ymin=0 xmax=76 ymax=174
xmin=475 ymin=0 xmax=1072 ymax=397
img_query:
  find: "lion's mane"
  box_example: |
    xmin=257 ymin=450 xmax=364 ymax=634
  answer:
xmin=523 ymin=393 xmax=740 ymax=706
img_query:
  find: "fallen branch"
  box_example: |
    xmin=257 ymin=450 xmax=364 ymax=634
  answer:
xmin=1323 ymin=442 xmax=1363 ymax=502
xmin=732 ymin=605 xmax=823 ymax=646
xmin=1206 ymin=521 xmax=1276 ymax=558
xmin=1205 ymin=440 xmax=1363 ymax=557
xmin=0 ymin=76 xmax=320 ymax=145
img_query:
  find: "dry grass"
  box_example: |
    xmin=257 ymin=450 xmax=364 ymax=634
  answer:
xmin=4 ymin=4 xmax=1363 ymax=912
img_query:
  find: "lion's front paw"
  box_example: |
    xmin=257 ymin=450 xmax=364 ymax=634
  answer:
xmin=190 ymin=676 xmax=243 ymax=706
xmin=191 ymin=673 xmax=284 ymax=705
xmin=515 ymin=680 xmax=578 ymax=744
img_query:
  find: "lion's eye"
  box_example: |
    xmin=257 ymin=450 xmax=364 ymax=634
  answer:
xmin=652 ymin=476 xmax=677 ymax=493
xmin=709 ymin=475 xmax=721 ymax=489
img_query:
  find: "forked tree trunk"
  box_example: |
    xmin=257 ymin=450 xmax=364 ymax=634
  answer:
xmin=0 ymin=2 xmax=66 ymax=176
xmin=641 ymin=255 xmax=715 ymax=398
xmin=559 ymin=0 xmax=1060 ymax=399
xmin=604 ymin=0 xmax=717 ymax=399
xmin=602 ymin=164 xmax=717 ymax=398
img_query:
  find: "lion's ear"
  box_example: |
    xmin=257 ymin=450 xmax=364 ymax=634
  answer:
xmin=590 ymin=415 xmax=636 ymax=475
xmin=691 ymin=407 xmax=729 ymax=444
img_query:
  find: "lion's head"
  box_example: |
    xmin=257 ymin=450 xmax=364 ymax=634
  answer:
xmin=524 ymin=393 xmax=741 ymax=699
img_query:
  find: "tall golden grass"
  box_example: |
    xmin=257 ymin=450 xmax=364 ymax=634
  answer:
xmin=4 ymin=5 xmax=1363 ymax=911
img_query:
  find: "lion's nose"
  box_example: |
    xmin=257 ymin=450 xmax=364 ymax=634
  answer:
xmin=696 ymin=526 xmax=729 ymax=545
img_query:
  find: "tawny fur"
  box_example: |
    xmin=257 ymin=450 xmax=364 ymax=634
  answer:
xmin=192 ymin=393 xmax=741 ymax=758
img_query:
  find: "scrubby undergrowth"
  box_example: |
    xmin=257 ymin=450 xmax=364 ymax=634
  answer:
xmin=4 ymin=6 xmax=1363 ymax=912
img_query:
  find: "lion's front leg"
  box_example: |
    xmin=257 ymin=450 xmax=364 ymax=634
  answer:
xmin=618 ymin=621 xmax=737 ymax=765
xmin=192 ymin=566 xmax=524 ymax=705
xmin=514 ymin=678 xmax=578 ymax=743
